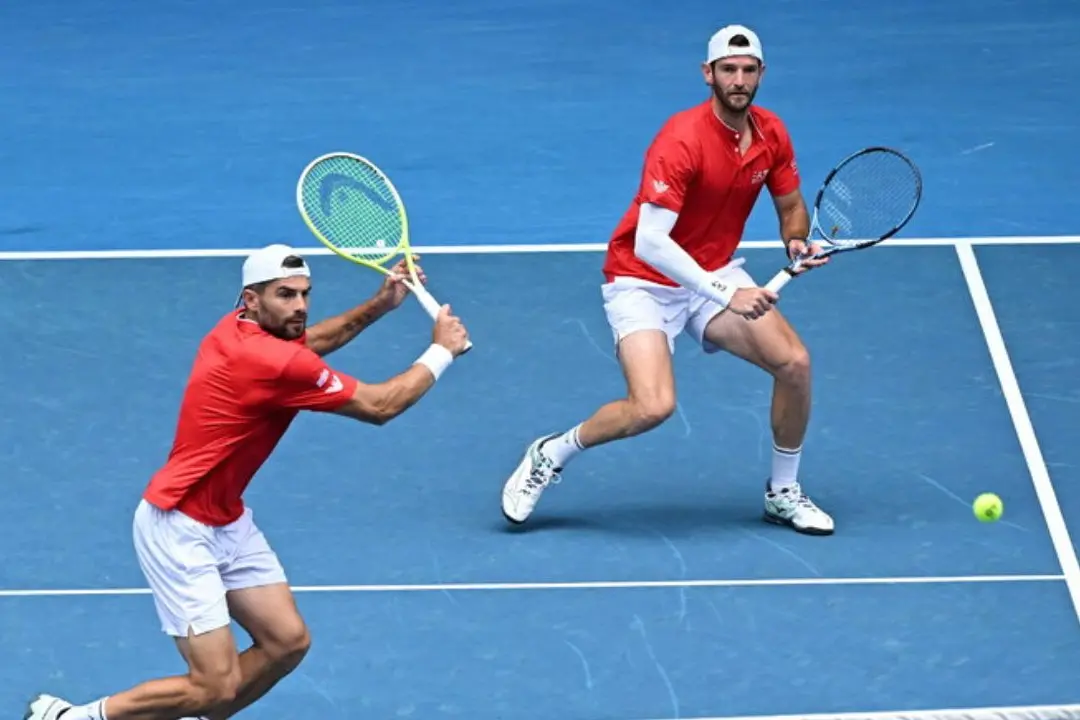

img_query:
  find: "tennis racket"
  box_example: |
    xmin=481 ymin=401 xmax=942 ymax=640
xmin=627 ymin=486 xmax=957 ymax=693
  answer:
xmin=296 ymin=151 xmax=472 ymax=353
xmin=763 ymin=147 xmax=922 ymax=294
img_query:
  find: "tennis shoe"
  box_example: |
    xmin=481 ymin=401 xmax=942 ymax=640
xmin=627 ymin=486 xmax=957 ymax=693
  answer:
xmin=763 ymin=480 xmax=834 ymax=535
xmin=501 ymin=435 xmax=562 ymax=524
xmin=24 ymin=694 xmax=72 ymax=720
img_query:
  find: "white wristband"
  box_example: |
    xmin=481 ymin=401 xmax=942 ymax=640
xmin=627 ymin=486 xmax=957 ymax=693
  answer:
xmin=414 ymin=343 xmax=454 ymax=380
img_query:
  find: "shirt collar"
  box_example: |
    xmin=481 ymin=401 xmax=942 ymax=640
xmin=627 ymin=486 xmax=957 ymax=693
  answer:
xmin=709 ymin=103 xmax=761 ymax=143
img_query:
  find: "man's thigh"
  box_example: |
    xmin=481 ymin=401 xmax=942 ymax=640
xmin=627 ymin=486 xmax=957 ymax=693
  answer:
xmin=217 ymin=508 xmax=305 ymax=649
xmin=175 ymin=624 xmax=242 ymax=686
xmin=686 ymin=259 xmax=806 ymax=371
xmin=226 ymin=584 xmax=308 ymax=652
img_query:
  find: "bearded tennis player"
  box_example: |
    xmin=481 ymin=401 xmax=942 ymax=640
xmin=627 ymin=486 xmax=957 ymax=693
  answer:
xmin=26 ymin=244 xmax=470 ymax=720
xmin=501 ymin=24 xmax=835 ymax=535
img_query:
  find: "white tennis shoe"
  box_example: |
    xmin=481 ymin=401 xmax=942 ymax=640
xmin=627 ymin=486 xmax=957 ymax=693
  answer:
xmin=24 ymin=694 xmax=72 ymax=720
xmin=763 ymin=480 xmax=835 ymax=535
xmin=501 ymin=435 xmax=562 ymax=524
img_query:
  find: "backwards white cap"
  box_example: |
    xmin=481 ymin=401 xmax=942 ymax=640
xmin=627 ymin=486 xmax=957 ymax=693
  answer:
xmin=235 ymin=244 xmax=311 ymax=307
xmin=706 ymin=24 xmax=764 ymax=64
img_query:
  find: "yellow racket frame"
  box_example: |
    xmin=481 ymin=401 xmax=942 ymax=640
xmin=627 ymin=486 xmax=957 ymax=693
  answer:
xmin=296 ymin=151 xmax=471 ymax=352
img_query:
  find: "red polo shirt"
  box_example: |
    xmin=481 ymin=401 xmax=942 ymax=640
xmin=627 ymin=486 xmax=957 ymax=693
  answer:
xmin=603 ymin=101 xmax=801 ymax=285
xmin=142 ymin=311 xmax=358 ymax=526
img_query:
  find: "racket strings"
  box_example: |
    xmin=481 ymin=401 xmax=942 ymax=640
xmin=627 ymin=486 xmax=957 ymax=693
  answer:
xmin=299 ymin=156 xmax=403 ymax=257
xmin=819 ymin=152 xmax=921 ymax=242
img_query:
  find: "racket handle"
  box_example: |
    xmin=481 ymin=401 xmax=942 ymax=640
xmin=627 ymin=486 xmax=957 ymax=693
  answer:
xmin=410 ymin=281 xmax=474 ymax=354
xmin=763 ymin=269 xmax=796 ymax=294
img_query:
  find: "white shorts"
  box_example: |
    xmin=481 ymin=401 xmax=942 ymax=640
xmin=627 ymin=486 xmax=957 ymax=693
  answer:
xmin=132 ymin=499 xmax=288 ymax=637
xmin=602 ymin=257 xmax=757 ymax=354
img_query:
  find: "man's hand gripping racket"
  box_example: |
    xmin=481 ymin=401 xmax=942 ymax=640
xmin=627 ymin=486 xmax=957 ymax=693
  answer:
xmin=296 ymin=151 xmax=472 ymax=354
xmin=763 ymin=146 xmax=923 ymax=295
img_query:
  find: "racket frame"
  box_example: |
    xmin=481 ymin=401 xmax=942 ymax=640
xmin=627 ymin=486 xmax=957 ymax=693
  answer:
xmin=296 ymin=151 xmax=472 ymax=352
xmin=763 ymin=146 xmax=923 ymax=293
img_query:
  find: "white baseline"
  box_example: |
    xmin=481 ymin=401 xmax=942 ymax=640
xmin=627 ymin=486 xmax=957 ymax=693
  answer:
xmin=1 ymin=234 xmax=1079 ymax=261
xmin=0 ymin=573 xmax=1064 ymax=598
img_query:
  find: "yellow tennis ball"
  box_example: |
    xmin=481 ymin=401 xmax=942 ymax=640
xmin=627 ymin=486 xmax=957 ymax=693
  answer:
xmin=973 ymin=493 xmax=1003 ymax=522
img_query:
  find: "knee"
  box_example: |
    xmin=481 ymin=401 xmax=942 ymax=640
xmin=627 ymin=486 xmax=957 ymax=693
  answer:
xmin=775 ymin=343 xmax=811 ymax=386
xmin=262 ymin=620 xmax=312 ymax=668
xmin=285 ymin=624 xmax=312 ymax=665
xmin=628 ymin=392 xmax=676 ymax=433
xmin=191 ymin=665 xmax=242 ymax=711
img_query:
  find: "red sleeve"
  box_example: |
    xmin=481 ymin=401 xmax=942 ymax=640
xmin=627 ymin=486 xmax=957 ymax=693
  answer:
xmin=767 ymin=123 xmax=801 ymax=197
xmin=274 ymin=348 xmax=359 ymax=412
xmin=637 ymin=130 xmax=699 ymax=214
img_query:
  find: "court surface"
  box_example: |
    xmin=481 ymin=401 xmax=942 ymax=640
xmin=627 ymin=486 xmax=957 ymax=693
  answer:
xmin=3 ymin=0 xmax=1080 ymax=718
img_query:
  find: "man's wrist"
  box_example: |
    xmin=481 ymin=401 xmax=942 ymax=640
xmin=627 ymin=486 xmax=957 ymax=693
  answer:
xmin=414 ymin=343 xmax=454 ymax=380
xmin=366 ymin=291 xmax=397 ymax=316
xmin=783 ymin=235 xmax=808 ymax=257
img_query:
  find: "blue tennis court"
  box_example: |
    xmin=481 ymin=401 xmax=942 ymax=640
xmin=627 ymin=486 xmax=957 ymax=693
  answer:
xmin=3 ymin=0 xmax=1080 ymax=718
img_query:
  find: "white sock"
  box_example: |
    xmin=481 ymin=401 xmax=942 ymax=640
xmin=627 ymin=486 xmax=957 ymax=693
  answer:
xmin=59 ymin=698 xmax=108 ymax=720
xmin=539 ymin=425 xmax=585 ymax=468
xmin=770 ymin=444 xmax=802 ymax=490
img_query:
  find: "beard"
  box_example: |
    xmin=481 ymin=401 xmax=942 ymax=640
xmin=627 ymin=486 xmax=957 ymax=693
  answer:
xmin=712 ymin=82 xmax=758 ymax=114
xmin=263 ymin=313 xmax=307 ymax=340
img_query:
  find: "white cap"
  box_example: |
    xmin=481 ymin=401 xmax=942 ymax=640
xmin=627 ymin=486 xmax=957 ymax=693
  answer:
xmin=706 ymin=24 xmax=764 ymax=64
xmin=236 ymin=244 xmax=311 ymax=307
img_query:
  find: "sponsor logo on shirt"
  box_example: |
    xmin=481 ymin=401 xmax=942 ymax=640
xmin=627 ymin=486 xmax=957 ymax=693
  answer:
xmin=316 ymin=368 xmax=344 ymax=394
xmin=652 ymin=179 xmax=669 ymax=193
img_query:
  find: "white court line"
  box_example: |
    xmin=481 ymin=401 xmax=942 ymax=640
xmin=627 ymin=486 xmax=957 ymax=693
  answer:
xmin=956 ymin=241 xmax=1080 ymax=629
xmin=650 ymin=702 xmax=1080 ymax=720
xmin=0 ymin=573 xmax=1063 ymax=598
xmin=0 ymin=234 xmax=1079 ymax=260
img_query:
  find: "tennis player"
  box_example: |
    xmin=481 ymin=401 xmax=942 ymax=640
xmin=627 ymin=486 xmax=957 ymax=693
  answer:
xmin=26 ymin=244 xmax=470 ymax=720
xmin=501 ymin=25 xmax=835 ymax=535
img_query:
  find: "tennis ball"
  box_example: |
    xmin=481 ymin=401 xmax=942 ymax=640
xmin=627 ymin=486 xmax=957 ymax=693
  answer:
xmin=973 ymin=493 xmax=1003 ymax=522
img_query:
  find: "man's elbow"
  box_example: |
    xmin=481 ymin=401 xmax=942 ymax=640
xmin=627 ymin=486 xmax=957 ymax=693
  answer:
xmin=366 ymin=398 xmax=403 ymax=426
xmin=634 ymin=227 xmax=657 ymax=263
xmin=365 ymin=412 xmax=392 ymax=427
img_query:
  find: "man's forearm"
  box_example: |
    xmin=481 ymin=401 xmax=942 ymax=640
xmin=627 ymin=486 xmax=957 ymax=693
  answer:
xmin=331 ymin=344 xmax=455 ymax=425
xmin=779 ymin=199 xmax=811 ymax=250
xmin=306 ymin=298 xmax=392 ymax=356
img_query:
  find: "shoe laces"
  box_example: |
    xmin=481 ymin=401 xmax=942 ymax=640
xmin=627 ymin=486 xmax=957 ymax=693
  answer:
xmin=525 ymin=449 xmax=561 ymax=491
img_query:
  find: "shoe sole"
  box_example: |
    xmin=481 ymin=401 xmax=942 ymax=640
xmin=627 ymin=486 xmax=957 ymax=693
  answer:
xmin=763 ymin=511 xmax=835 ymax=536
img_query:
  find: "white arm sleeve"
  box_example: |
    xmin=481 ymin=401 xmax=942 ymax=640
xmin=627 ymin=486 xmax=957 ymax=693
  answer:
xmin=634 ymin=203 xmax=734 ymax=306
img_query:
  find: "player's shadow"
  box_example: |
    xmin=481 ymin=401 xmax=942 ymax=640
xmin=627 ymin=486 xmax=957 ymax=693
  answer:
xmin=494 ymin=499 xmax=769 ymax=538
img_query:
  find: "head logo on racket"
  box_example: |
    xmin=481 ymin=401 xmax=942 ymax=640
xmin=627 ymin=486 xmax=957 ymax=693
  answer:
xmin=296 ymin=151 xmax=473 ymax=353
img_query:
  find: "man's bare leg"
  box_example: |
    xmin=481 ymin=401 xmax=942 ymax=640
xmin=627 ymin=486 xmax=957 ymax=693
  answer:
xmin=702 ymin=306 xmax=833 ymax=534
xmin=190 ymin=583 xmax=311 ymax=720
xmin=28 ymin=625 xmax=242 ymax=720
xmin=704 ymin=306 xmax=811 ymax=449
xmin=501 ymin=330 xmax=678 ymax=523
